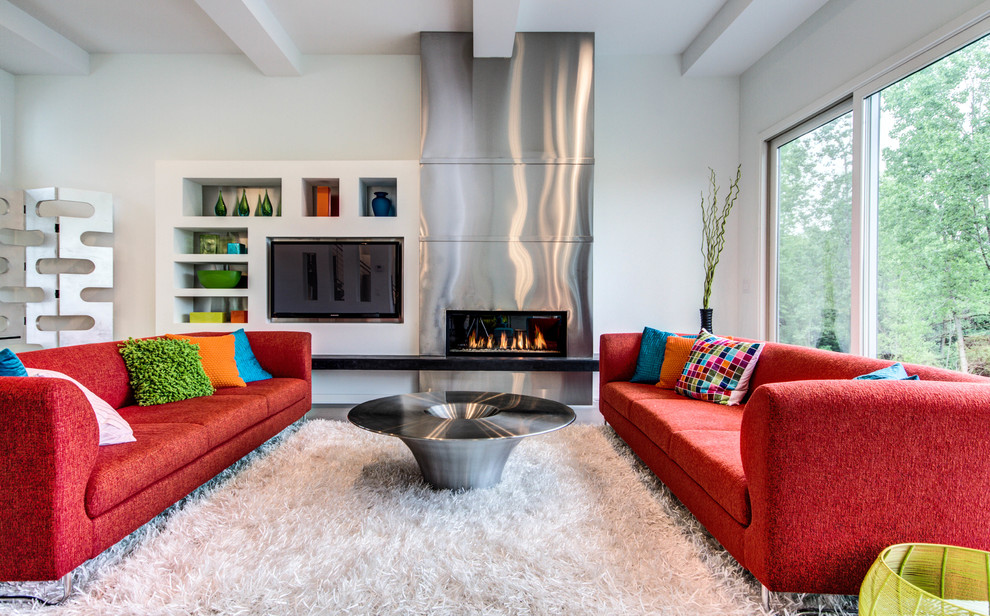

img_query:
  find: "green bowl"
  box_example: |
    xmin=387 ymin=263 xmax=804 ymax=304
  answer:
xmin=197 ymin=270 xmax=242 ymax=288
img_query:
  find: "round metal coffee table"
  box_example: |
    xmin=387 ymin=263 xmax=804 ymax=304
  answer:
xmin=348 ymin=391 xmax=576 ymax=490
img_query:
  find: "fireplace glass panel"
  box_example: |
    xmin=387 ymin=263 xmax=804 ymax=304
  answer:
xmin=446 ymin=310 xmax=566 ymax=356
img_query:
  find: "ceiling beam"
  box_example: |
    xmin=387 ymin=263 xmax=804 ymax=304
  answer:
xmin=473 ymin=0 xmax=520 ymax=58
xmin=0 ymin=0 xmax=88 ymax=75
xmin=681 ymin=0 xmax=830 ymax=77
xmin=194 ymin=0 xmax=301 ymax=76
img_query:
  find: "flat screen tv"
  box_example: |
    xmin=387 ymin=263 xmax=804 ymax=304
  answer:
xmin=268 ymin=237 xmax=402 ymax=322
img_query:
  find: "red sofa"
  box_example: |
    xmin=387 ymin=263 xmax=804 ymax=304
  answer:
xmin=599 ymin=332 xmax=990 ymax=596
xmin=0 ymin=331 xmax=311 ymax=588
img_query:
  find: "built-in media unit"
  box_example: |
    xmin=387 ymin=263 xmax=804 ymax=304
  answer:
xmin=268 ymin=237 xmax=402 ymax=322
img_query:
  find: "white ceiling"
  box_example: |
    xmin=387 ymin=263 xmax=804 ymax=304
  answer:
xmin=0 ymin=0 xmax=831 ymax=77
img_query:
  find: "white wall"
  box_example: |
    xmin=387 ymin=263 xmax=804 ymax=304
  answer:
xmin=734 ymin=0 xmax=989 ymax=338
xmin=14 ymin=54 xmax=421 ymax=339
xmin=0 ymin=68 xmax=14 ymax=186
xmin=593 ymin=54 xmax=739 ymax=341
xmin=11 ymin=50 xmax=742 ymax=350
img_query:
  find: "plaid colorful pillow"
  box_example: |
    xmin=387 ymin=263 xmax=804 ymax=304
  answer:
xmin=675 ymin=331 xmax=763 ymax=405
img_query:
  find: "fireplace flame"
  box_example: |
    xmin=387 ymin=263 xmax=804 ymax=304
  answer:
xmin=466 ymin=325 xmax=548 ymax=352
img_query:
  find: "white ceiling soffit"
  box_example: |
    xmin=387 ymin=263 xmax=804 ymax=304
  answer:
xmin=194 ymin=0 xmax=301 ymax=76
xmin=681 ymin=0 xmax=830 ymax=77
xmin=0 ymin=0 xmax=88 ymax=75
xmin=473 ymin=0 xmax=521 ymax=58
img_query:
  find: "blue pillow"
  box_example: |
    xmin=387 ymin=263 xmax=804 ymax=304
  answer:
xmin=630 ymin=327 xmax=673 ymax=384
xmin=854 ymin=362 xmax=919 ymax=381
xmin=0 ymin=348 xmax=28 ymax=377
xmin=232 ymin=329 xmax=273 ymax=383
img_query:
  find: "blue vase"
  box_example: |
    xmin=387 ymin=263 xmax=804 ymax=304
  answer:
xmin=371 ymin=192 xmax=392 ymax=217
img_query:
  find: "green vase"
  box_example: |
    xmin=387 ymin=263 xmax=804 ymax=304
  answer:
xmin=260 ymin=190 xmax=274 ymax=216
xmin=255 ymin=194 xmax=263 ymax=216
xmin=214 ymin=190 xmax=227 ymax=216
xmin=235 ymin=190 xmax=250 ymax=216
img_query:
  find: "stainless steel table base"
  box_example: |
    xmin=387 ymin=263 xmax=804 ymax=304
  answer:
xmin=401 ymin=436 xmax=522 ymax=490
xmin=348 ymin=391 xmax=575 ymax=491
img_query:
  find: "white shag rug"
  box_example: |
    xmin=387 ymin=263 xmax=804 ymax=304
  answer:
xmin=1 ymin=420 xmax=851 ymax=615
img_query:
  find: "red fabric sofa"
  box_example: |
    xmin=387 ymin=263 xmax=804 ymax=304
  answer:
xmin=599 ymin=332 xmax=990 ymax=596
xmin=0 ymin=331 xmax=311 ymax=585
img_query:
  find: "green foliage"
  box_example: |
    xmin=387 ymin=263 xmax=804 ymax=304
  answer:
xmin=776 ymin=112 xmax=853 ymax=352
xmin=776 ymin=33 xmax=990 ymax=372
xmin=118 ymin=337 xmax=214 ymax=406
xmin=876 ymin=34 xmax=990 ymax=371
xmin=701 ymin=165 xmax=741 ymax=308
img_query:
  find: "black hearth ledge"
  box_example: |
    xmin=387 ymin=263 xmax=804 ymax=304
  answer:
xmin=311 ymin=354 xmax=599 ymax=372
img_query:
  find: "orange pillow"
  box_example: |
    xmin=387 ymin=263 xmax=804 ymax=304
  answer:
xmin=656 ymin=335 xmax=695 ymax=389
xmin=165 ymin=334 xmax=246 ymax=388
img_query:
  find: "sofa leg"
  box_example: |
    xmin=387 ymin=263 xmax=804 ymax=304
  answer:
xmin=761 ymin=583 xmax=858 ymax=615
xmin=0 ymin=571 xmax=73 ymax=605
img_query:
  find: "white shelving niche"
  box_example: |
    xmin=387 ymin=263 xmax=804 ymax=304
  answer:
xmin=155 ymin=160 xmax=421 ymax=358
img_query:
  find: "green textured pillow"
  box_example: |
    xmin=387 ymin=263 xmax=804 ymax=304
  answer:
xmin=118 ymin=337 xmax=214 ymax=406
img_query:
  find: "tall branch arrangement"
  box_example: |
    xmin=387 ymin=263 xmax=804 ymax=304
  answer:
xmin=701 ymin=164 xmax=741 ymax=309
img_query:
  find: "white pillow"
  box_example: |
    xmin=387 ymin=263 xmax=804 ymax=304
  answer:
xmin=26 ymin=367 xmax=136 ymax=446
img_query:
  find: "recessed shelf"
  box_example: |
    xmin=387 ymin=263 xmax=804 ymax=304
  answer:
xmin=359 ymin=178 xmax=398 ymax=217
xmin=173 ymin=261 xmax=248 ymax=290
xmin=183 ymin=178 xmax=281 ymax=217
xmin=173 ymin=228 xmax=247 ymax=255
xmin=303 ymin=178 xmax=340 ymax=217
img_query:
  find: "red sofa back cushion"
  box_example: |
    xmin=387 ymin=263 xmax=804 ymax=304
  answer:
xmin=748 ymin=341 xmax=990 ymax=392
xmin=18 ymin=341 xmax=134 ymax=409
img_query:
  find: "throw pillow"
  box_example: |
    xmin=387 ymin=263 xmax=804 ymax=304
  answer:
xmin=656 ymin=335 xmax=696 ymax=389
xmin=26 ymin=367 xmax=136 ymax=445
xmin=165 ymin=334 xmax=246 ymax=388
xmin=854 ymin=362 xmax=920 ymax=381
xmin=231 ymin=329 xmax=273 ymax=383
xmin=118 ymin=337 xmax=214 ymax=406
xmin=675 ymin=331 xmax=764 ymax=405
xmin=630 ymin=327 xmax=673 ymax=384
xmin=0 ymin=348 xmax=28 ymax=376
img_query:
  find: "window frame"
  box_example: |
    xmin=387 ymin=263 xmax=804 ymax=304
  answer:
xmin=766 ymin=12 xmax=990 ymax=358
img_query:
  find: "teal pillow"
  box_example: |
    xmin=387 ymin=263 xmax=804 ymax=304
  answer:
xmin=232 ymin=329 xmax=273 ymax=382
xmin=631 ymin=327 xmax=673 ymax=384
xmin=854 ymin=362 xmax=919 ymax=381
xmin=118 ymin=337 xmax=214 ymax=406
xmin=0 ymin=348 xmax=28 ymax=377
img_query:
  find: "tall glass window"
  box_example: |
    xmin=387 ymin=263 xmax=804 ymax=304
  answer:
xmin=773 ymin=110 xmax=854 ymax=352
xmin=872 ymin=34 xmax=990 ymax=372
xmin=770 ymin=26 xmax=990 ymax=376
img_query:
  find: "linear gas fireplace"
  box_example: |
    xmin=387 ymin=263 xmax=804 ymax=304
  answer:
xmin=446 ymin=310 xmax=567 ymax=357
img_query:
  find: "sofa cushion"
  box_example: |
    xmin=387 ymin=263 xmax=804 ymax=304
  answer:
xmin=854 ymin=362 xmax=919 ymax=380
xmin=628 ymin=396 xmax=744 ymax=453
xmin=631 ymin=327 xmax=674 ymax=384
xmin=118 ymin=337 xmax=214 ymax=405
xmin=19 ymin=340 xmax=135 ymax=409
xmin=166 ymin=334 xmax=246 ymax=389
xmin=26 ymin=368 xmax=135 ymax=446
xmin=85 ymin=422 xmax=211 ymax=517
xmin=657 ymin=335 xmax=695 ymax=389
xmin=0 ymin=348 xmax=28 ymax=376
xmin=232 ymin=328 xmax=273 ymax=383
xmin=668 ymin=430 xmax=749 ymax=525
xmin=600 ymin=381 xmax=664 ymax=419
xmin=676 ymin=332 xmax=764 ymax=405
xmin=119 ymin=394 xmax=268 ymax=449
xmin=209 ymin=378 xmax=309 ymax=416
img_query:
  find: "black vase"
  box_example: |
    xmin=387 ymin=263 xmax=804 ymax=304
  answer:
xmin=700 ymin=308 xmax=713 ymax=333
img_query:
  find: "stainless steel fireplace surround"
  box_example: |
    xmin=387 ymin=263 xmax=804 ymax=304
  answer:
xmin=419 ymin=32 xmax=594 ymax=403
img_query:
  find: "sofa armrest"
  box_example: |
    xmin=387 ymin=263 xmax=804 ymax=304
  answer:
xmin=0 ymin=377 xmax=98 ymax=581
xmin=243 ymin=331 xmax=312 ymax=382
xmin=599 ymin=333 xmax=642 ymax=387
xmin=740 ymin=379 xmax=990 ymax=594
